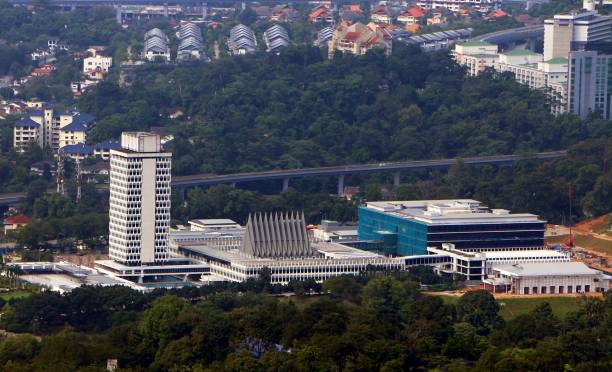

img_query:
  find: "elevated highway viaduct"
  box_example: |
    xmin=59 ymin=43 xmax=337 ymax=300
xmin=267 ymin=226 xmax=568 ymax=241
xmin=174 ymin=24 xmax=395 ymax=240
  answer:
xmin=0 ymin=151 xmax=566 ymax=207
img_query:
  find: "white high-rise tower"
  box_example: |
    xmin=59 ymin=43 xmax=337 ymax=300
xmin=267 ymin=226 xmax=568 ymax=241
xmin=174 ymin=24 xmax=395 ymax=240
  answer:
xmin=543 ymin=11 xmax=612 ymax=60
xmin=108 ymin=132 xmax=172 ymax=265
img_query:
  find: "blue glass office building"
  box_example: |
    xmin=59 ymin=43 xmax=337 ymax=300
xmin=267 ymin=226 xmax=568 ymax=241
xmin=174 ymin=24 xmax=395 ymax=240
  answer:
xmin=358 ymin=200 xmax=546 ymax=256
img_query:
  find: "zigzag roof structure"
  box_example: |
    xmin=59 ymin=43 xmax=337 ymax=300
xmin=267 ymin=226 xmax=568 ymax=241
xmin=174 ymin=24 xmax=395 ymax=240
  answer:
xmin=228 ymin=24 xmax=257 ymax=55
xmin=144 ymin=28 xmax=168 ymax=42
xmin=240 ymin=212 xmax=315 ymax=258
xmin=264 ymin=24 xmax=290 ymax=52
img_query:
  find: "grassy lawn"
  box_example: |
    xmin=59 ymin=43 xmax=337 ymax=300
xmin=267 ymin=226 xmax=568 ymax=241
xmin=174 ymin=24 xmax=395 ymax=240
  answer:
xmin=496 ymin=297 xmax=583 ymax=320
xmin=435 ymin=294 xmax=584 ymax=320
xmin=0 ymin=290 xmax=32 ymax=301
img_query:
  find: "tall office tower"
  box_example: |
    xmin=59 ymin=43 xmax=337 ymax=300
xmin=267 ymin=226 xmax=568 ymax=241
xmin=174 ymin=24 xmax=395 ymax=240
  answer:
xmin=567 ymin=50 xmax=612 ymax=118
xmin=543 ymin=11 xmax=612 ymax=60
xmin=108 ymin=132 xmax=172 ymax=265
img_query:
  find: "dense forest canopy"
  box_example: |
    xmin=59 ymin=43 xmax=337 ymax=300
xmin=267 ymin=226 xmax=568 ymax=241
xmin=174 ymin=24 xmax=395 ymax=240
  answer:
xmin=0 ymin=275 xmax=610 ymax=371
xmin=80 ymin=45 xmax=609 ymax=175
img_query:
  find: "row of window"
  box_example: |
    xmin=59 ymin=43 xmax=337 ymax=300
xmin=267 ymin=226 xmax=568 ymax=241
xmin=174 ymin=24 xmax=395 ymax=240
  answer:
xmin=524 ymin=285 xmax=590 ymax=294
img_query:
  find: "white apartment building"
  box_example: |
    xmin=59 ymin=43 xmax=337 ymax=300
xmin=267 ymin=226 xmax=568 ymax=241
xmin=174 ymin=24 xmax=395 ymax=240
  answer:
xmin=452 ymin=40 xmax=499 ymax=76
xmin=544 ymin=11 xmax=612 ymax=60
xmin=417 ymin=0 xmax=500 ymax=12
xmin=107 ymin=132 xmax=172 ymax=265
xmin=568 ymin=50 xmax=612 ymax=118
xmin=13 ymin=106 xmax=95 ymax=152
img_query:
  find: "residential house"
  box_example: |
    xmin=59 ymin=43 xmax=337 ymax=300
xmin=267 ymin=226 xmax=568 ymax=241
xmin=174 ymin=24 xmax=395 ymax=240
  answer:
xmin=48 ymin=38 xmax=68 ymax=52
xmin=309 ymin=5 xmax=334 ymax=23
xmin=3 ymin=214 xmax=31 ymax=234
xmin=31 ymin=64 xmax=55 ymax=77
xmin=397 ymin=5 xmax=425 ymax=25
xmin=340 ymin=4 xmax=364 ymax=23
xmin=71 ymin=80 xmax=98 ymax=96
xmin=371 ymin=5 xmax=393 ymax=24
xmin=83 ymin=49 xmax=113 ymax=80
xmin=328 ymin=22 xmax=392 ymax=58
xmin=486 ymin=9 xmax=509 ymax=19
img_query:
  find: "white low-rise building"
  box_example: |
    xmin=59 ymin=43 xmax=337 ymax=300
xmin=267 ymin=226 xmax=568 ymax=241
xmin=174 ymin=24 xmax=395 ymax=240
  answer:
xmin=312 ymin=220 xmax=358 ymax=242
xmin=452 ymin=40 xmax=498 ymax=76
xmin=484 ymin=262 xmax=610 ymax=294
xmin=454 ymin=40 xmax=568 ymax=114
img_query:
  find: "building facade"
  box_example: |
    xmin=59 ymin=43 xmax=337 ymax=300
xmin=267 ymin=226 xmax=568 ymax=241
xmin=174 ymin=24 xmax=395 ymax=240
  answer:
xmin=358 ymin=200 xmax=546 ymax=256
xmin=83 ymin=51 xmax=113 ymax=80
xmin=144 ymin=28 xmax=171 ymax=62
xmin=544 ymin=11 xmax=612 ymax=61
xmin=13 ymin=105 xmax=95 ymax=152
xmin=485 ymin=262 xmax=610 ymax=294
xmin=567 ymin=50 xmax=612 ymax=118
xmin=416 ymin=0 xmax=500 ymax=12
xmin=328 ymin=22 xmax=392 ymax=59
xmin=107 ymin=132 xmax=172 ymax=265
xmin=452 ymin=40 xmax=498 ymax=76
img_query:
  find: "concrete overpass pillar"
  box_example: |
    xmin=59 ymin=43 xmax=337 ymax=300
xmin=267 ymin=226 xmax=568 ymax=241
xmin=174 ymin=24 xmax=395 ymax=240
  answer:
xmin=337 ymin=175 xmax=345 ymax=195
xmin=393 ymin=172 xmax=401 ymax=188
xmin=282 ymin=178 xmax=290 ymax=191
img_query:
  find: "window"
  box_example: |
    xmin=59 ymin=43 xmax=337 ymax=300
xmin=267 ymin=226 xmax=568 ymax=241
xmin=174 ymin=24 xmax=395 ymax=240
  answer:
xmin=567 ymin=286 xmax=573 ymax=293
xmin=550 ymin=286 xmax=555 ymax=294
xmin=576 ymin=285 xmax=582 ymax=293
xmin=524 ymin=287 xmax=529 ymax=294
xmin=532 ymin=287 xmax=538 ymax=294
xmin=585 ymin=285 xmax=590 ymax=293
xmin=541 ymin=286 xmax=547 ymax=294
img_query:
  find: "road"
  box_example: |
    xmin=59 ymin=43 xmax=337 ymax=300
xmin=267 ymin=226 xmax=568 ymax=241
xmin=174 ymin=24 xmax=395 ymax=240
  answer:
xmin=171 ymin=151 xmax=566 ymax=188
xmin=0 ymin=151 xmax=566 ymax=206
xmin=476 ymin=24 xmax=544 ymax=44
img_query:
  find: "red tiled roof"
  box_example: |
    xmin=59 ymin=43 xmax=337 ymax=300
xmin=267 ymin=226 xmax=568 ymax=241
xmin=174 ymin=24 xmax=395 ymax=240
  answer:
xmin=4 ymin=214 xmax=31 ymax=225
xmin=403 ymin=5 xmax=425 ymax=17
xmin=344 ymin=31 xmax=362 ymax=41
xmin=488 ymin=9 xmax=508 ymax=18
xmin=310 ymin=7 xmax=330 ymax=18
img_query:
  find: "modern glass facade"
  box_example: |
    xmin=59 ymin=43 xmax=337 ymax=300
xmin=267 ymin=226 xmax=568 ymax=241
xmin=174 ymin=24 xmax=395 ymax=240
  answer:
xmin=358 ymin=206 xmax=545 ymax=256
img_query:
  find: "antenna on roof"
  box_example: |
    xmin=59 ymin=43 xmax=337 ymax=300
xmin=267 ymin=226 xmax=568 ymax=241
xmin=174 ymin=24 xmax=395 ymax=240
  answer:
xmin=56 ymin=150 xmax=65 ymax=195
xmin=76 ymin=158 xmax=82 ymax=203
xmin=566 ymin=183 xmax=574 ymax=248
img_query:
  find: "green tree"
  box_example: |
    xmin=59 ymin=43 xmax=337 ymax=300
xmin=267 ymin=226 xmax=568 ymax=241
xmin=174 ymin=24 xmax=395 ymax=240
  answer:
xmin=456 ymin=290 xmax=504 ymax=335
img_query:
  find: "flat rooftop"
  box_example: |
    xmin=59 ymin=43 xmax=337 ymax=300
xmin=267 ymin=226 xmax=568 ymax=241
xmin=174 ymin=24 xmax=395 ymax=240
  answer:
xmin=180 ymin=242 xmax=392 ymax=268
xmin=483 ymin=249 xmax=569 ymax=259
xmin=189 ymin=218 xmax=240 ymax=226
xmin=363 ymin=200 xmax=544 ymax=225
xmin=494 ymin=262 xmax=602 ymax=277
